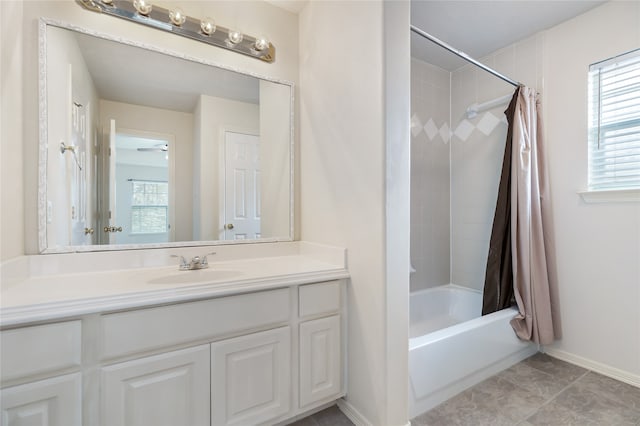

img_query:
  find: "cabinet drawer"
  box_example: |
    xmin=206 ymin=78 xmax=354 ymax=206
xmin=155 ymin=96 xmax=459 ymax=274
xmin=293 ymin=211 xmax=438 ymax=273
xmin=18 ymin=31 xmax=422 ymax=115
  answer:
xmin=299 ymin=281 xmax=341 ymax=318
xmin=101 ymin=288 xmax=289 ymax=360
xmin=1 ymin=321 xmax=81 ymax=383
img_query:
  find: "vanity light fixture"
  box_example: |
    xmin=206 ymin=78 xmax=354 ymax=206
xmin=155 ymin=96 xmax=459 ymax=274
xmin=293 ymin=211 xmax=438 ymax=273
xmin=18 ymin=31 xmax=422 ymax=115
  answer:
xmin=132 ymin=0 xmax=152 ymax=16
xmin=200 ymin=17 xmax=216 ymax=36
xmin=227 ymin=30 xmax=243 ymax=46
xmin=168 ymin=7 xmax=186 ymax=27
xmin=254 ymin=36 xmax=270 ymax=52
xmin=76 ymin=0 xmax=275 ymax=62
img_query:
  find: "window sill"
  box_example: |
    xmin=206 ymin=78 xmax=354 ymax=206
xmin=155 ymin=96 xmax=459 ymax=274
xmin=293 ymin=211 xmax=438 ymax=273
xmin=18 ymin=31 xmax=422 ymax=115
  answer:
xmin=578 ymin=189 xmax=640 ymax=203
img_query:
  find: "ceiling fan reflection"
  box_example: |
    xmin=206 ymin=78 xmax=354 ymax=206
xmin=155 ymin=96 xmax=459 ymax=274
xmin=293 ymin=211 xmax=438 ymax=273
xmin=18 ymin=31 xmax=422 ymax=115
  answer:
xmin=137 ymin=144 xmax=168 ymax=152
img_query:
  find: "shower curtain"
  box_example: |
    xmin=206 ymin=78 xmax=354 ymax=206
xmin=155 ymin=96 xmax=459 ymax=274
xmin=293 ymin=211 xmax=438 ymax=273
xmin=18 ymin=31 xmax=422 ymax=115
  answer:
xmin=482 ymin=93 xmax=517 ymax=316
xmin=483 ymin=86 xmax=561 ymax=345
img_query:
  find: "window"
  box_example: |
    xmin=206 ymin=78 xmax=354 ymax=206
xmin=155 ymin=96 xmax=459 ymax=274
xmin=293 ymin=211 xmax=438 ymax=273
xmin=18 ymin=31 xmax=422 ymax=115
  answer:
xmin=588 ymin=48 xmax=640 ymax=191
xmin=130 ymin=180 xmax=168 ymax=234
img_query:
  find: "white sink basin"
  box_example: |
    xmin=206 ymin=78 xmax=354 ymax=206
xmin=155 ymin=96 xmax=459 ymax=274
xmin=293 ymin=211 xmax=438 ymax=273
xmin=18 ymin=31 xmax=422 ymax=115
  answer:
xmin=147 ymin=269 xmax=243 ymax=285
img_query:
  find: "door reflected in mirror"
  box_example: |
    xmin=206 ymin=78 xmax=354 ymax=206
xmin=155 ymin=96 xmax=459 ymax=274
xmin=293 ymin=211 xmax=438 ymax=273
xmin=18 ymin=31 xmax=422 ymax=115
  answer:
xmin=39 ymin=21 xmax=294 ymax=252
xmin=223 ymin=131 xmax=261 ymax=241
xmin=100 ymin=126 xmax=174 ymax=246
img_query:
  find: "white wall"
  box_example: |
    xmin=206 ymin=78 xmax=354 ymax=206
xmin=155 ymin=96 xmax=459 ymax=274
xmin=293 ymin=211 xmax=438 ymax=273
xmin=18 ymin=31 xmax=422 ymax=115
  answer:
xmin=100 ymin=100 xmax=194 ymax=242
xmin=9 ymin=0 xmax=298 ymax=256
xmin=541 ymin=1 xmax=640 ymax=381
xmin=383 ymin=2 xmax=411 ymax=422
xmin=410 ymin=58 xmax=451 ymax=292
xmin=259 ymin=80 xmax=291 ymax=239
xmin=300 ymin=1 xmax=409 ymax=424
xmin=0 ymin=1 xmax=24 ymax=261
xmin=193 ymin=95 xmax=259 ymax=241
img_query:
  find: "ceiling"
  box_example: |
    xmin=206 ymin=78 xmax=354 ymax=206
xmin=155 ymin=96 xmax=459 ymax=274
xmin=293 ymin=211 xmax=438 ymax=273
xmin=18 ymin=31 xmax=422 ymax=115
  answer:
xmin=264 ymin=0 xmax=308 ymax=14
xmin=72 ymin=28 xmax=259 ymax=113
xmin=115 ymin=134 xmax=169 ymax=167
xmin=411 ymin=0 xmax=606 ymax=70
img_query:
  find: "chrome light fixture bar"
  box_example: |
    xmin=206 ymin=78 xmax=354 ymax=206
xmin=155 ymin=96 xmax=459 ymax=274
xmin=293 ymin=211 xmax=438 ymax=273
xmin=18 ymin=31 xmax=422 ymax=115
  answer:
xmin=76 ymin=0 xmax=275 ymax=63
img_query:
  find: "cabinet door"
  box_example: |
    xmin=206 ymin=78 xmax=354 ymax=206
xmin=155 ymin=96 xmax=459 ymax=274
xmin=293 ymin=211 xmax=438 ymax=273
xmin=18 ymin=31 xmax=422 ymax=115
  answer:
xmin=211 ymin=327 xmax=291 ymax=426
xmin=299 ymin=315 xmax=341 ymax=407
xmin=0 ymin=372 xmax=81 ymax=426
xmin=101 ymin=344 xmax=209 ymax=426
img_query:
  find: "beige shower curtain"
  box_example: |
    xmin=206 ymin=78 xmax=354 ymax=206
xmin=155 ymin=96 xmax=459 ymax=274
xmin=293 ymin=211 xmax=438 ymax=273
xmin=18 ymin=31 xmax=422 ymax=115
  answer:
xmin=509 ymin=86 xmax=561 ymax=345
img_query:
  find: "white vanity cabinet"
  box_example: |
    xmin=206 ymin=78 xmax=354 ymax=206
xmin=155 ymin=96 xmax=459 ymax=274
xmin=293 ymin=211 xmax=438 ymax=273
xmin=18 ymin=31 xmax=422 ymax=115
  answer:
xmin=101 ymin=345 xmax=210 ymax=426
xmin=298 ymin=281 xmax=343 ymax=408
xmin=100 ymin=328 xmax=293 ymax=426
xmin=1 ymin=279 xmax=346 ymax=426
xmin=211 ymin=327 xmax=291 ymax=426
xmin=0 ymin=373 xmax=82 ymax=426
xmin=299 ymin=316 xmax=341 ymax=407
xmin=0 ymin=321 xmax=82 ymax=426
xmin=98 ymin=288 xmax=293 ymax=426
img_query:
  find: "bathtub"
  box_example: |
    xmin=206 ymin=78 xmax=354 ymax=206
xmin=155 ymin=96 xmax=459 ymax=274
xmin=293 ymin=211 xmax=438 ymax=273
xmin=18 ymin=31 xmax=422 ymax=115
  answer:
xmin=409 ymin=284 xmax=537 ymax=418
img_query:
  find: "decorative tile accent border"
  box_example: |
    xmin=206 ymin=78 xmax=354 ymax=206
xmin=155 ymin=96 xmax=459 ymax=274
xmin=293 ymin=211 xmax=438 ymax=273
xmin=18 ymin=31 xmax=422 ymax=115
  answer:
xmin=411 ymin=111 xmax=507 ymax=143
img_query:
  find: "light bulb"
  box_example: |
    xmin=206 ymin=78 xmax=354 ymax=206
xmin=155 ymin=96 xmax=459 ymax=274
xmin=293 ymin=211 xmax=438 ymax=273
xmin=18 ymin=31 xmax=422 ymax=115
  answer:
xmin=227 ymin=30 xmax=243 ymax=45
xmin=169 ymin=7 xmax=186 ymax=26
xmin=200 ymin=17 xmax=216 ymax=35
xmin=253 ymin=36 xmax=269 ymax=52
xmin=133 ymin=0 xmax=152 ymax=15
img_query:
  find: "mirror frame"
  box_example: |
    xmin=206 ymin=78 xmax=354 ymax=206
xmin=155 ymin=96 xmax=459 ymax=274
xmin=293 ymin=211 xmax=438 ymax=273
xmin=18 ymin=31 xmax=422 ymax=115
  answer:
xmin=38 ymin=18 xmax=295 ymax=253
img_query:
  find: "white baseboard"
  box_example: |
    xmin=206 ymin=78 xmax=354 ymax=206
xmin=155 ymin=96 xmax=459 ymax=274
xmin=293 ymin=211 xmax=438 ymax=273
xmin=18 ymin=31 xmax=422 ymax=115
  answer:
xmin=542 ymin=347 xmax=640 ymax=388
xmin=337 ymin=399 xmax=372 ymax=426
xmin=336 ymin=399 xmax=412 ymax=426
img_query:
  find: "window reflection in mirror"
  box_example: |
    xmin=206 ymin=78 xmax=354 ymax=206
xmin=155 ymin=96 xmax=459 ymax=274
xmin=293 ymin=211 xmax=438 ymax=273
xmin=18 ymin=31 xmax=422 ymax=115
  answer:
xmin=100 ymin=130 xmax=173 ymax=246
xmin=40 ymin=22 xmax=293 ymax=252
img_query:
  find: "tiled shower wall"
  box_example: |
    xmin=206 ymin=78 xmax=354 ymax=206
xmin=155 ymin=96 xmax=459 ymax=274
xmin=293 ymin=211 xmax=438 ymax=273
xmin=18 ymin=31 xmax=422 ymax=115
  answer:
xmin=410 ymin=58 xmax=450 ymax=292
xmin=410 ymin=34 xmax=544 ymax=293
xmin=450 ymin=34 xmax=544 ymax=291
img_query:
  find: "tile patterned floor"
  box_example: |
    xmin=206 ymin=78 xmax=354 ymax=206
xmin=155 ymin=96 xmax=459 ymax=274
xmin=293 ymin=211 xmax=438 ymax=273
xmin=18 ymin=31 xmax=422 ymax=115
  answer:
xmin=291 ymin=353 xmax=640 ymax=426
xmin=412 ymin=353 xmax=640 ymax=426
xmin=288 ymin=405 xmax=354 ymax=426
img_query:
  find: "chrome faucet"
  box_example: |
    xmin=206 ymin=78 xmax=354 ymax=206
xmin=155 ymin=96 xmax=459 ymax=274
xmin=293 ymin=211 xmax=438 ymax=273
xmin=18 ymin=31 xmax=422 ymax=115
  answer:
xmin=171 ymin=253 xmax=216 ymax=270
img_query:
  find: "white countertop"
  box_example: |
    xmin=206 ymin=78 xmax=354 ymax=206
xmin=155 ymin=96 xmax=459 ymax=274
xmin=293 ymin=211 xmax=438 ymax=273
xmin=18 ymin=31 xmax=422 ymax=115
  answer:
xmin=0 ymin=242 xmax=349 ymax=327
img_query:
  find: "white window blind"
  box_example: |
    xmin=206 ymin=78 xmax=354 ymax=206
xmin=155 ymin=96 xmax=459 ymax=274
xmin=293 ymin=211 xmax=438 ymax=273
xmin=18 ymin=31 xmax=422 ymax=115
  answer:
xmin=588 ymin=48 xmax=640 ymax=191
xmin=130 ymin=180 xmax=168 ymax=234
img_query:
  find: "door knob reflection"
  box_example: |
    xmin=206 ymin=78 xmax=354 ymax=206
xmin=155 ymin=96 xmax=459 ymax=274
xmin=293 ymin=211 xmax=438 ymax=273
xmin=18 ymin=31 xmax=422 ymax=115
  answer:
xmin=103 ymin=226 xmax=123 ymax=233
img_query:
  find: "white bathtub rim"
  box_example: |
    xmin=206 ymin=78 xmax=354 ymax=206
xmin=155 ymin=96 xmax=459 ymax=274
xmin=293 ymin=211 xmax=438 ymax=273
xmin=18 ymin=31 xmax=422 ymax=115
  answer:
xmin=410 ymin=283 xmax=482 ymax=298
xmin=410 ymin=307 xmax=519 ymax=350
xmin=409 ymin=284 xmax=520 ymax=350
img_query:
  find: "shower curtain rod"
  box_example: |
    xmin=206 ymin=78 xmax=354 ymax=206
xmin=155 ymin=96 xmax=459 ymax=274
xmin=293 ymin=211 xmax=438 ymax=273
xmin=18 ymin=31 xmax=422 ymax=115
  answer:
xmin=410 ymin=25 xmax=521 ymax=88
xmin=466 ymin=93 xmax=513 ymax=119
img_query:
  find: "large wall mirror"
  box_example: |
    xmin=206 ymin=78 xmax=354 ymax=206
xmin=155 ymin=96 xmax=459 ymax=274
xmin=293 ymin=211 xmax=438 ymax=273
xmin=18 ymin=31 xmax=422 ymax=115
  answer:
xmin=38 ymin=20 xmax=294 ymax=253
